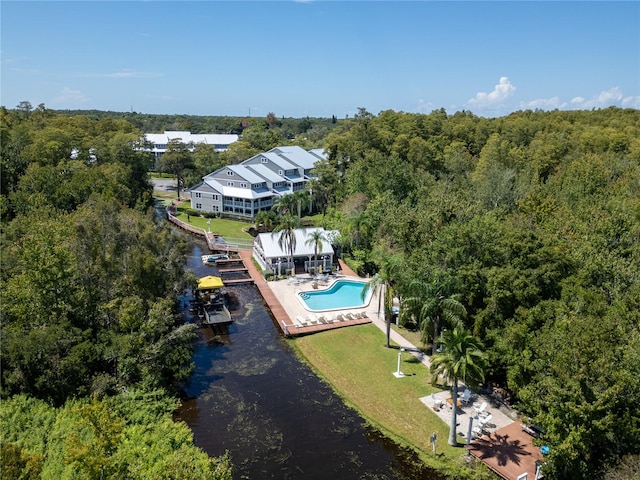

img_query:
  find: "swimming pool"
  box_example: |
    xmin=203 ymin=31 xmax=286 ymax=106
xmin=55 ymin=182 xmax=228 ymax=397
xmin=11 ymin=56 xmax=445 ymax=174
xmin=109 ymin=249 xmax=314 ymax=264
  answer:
xmin=298 ymin=279 xmax=372 ymax=312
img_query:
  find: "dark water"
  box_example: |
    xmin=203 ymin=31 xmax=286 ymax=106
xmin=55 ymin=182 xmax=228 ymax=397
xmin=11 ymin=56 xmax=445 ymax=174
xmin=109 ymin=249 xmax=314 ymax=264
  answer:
xmin=175 ymin=240 xmax=442 ymax=480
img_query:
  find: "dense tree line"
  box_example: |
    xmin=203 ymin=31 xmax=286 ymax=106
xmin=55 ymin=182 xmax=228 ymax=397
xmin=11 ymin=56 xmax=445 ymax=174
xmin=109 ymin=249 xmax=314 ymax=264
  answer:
xmin=3 ymin=102 xmax=639 ymax=479
xmin=0 ymin=104 xmax=231 ymax=478
xmin=314 ymin=106 xmax=640 ymax=479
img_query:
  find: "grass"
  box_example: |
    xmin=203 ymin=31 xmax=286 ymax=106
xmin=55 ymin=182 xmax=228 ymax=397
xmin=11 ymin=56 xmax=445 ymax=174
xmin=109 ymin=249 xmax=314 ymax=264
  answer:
xmin=292 ymin=324 xmax=483 ymax=478
xmin=173 ymin=204 xmax=253 ymax=239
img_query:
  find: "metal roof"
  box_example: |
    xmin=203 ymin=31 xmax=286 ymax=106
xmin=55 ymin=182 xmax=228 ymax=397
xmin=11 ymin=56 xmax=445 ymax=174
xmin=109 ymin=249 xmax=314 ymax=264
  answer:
xmin=226 ymin=164 xmax=266 ymax=185
xmin=261 ymin=152 xmax=297 ymax=170
xmin=145 ymin=131 xmax=238 ymax=146
xmin=244 ymin=163 xmax=286 ymax=183
xmin=270 ymin=146 xmax=318 ymax=170
xmin=203 ymin=178 xmax=273 ymax=199
xmin=256 ymin=227 xmax=338 ymax=259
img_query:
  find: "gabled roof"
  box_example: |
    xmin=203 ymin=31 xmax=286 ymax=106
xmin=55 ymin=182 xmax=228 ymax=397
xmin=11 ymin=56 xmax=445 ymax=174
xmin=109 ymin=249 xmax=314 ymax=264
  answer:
xmin=225 ymin=164 xmax=266 ymax=185
xmin=201 ymin=178 xmax=272 ymax=199
xmin=188 ymin=181 xmax=221 ymax=194
xmin=244 ymin=164 xmax=285 ymax=183
xmin=270 ymin=146 xmax=319 ymax=170
xmin=308 ymin=148 xmax=328 ymax=161
xmin=255 ymin=227 xmax=338 ymax=259
xmin=261 ymin=152 xmax=297 ymax=171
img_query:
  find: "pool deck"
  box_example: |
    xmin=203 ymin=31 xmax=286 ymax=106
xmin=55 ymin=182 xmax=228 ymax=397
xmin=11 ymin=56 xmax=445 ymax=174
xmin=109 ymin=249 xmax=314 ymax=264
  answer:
xmin=238 ymin=251 xmax=373 ymax=336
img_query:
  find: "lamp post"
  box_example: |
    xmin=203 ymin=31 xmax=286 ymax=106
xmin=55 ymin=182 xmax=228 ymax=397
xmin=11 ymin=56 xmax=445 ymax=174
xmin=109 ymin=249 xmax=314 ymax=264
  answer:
xmin=393 ymin=348 xmax=406 ymax=378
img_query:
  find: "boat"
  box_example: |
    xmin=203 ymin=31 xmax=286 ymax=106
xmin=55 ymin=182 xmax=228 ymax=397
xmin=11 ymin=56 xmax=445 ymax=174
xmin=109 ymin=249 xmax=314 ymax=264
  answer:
xmin=195 ymin=276 xmax=233 ymax=327
xmin=202 ymin=254 xmax=229 ymax=265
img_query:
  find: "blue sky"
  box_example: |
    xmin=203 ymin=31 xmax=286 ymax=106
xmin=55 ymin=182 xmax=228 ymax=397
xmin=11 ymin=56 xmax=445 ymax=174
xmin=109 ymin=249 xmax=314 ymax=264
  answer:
xmin=2 ymin=1 xmax=639 ymax=118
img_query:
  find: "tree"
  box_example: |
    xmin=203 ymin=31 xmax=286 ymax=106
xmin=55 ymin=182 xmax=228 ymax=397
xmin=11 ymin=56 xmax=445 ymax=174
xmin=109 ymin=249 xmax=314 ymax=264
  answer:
xmin=157 ymin=139 xmax=194 ymax=200
xmin=271 ymin=194 xmax=297 ymax=217
xmin=403 ymin=279 xmax=466 ymax=355
xmin=361 ymin=254 xmax=404 ymax=348
xmin=430 ymin=328 xmax=487 ymax=446
xmin=274 ymin=214 xmax=300 ymax=275
xmin=254 ymin=209 xmax=276 ymax=233
xmin=305 ymin=229 xmax=328 ymax=271
xmin=291 ymin=189 xmax=310 ymax=218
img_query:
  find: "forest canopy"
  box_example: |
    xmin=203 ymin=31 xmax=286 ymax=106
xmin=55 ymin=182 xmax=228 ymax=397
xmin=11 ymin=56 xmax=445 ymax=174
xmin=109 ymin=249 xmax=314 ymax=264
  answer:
xmin=0 ymin=104 xmax=231 ymax=479
xmin=315 ymin=107 xmax=640 ymax=479
xmin=2 ymin=103 xmax=639 ymax=479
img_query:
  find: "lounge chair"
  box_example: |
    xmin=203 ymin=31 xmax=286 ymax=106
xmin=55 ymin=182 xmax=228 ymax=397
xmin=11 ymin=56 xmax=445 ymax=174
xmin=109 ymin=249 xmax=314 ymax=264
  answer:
xmin=474 ymin=401 xmax=487 ymax=416
xmin=460 ymin=388 xmax=473 ymax=406
xmin=479 ymin=414 xmax=493 ymax=427
xmin=296 ymin=316 xmax=309 ymax=326
xmin=431 ymin=393 xmax=444 ymax=409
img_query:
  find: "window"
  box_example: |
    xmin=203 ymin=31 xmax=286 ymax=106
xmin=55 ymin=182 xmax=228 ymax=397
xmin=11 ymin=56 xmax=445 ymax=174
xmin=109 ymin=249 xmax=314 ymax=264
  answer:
xmin=195 ymin=192 xmax=202 ymax=198
xmin=240 ymin=182 xmax=247 ymax=188
xmin=196 ymin=203 xmax=202 ymax=209
xmin=213 ymin=206 xmax=219 ymax=212
xmin=212 ymin=194 xmax=219 ymax=200
xmin=227 ymin=182 xmax=234 ymax=187
xmin=278 ymin=170 xmax=283 ymax=175
xmin=227 ymin=170 xmax=234 ymax=176
xmin=261 ymin=157 xmax=268 ymax=163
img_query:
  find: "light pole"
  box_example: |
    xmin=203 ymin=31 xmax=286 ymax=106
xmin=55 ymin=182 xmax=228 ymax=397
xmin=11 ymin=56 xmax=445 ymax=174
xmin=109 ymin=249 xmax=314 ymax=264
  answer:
xmin=393 ymin=348 xmax=406 ymax=378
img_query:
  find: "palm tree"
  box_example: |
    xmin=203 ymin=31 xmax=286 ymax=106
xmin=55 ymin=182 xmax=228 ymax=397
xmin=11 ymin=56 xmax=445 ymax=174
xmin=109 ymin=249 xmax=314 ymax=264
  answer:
xmin=361 ymin=255 xmax=404 ymax=348
xmin=403 ymin=279 xmax=466 ymax=355
xmin=272 ymin=194 xmax=296 ymax=217
xmin=292 ymin=190 xmax=310 ymax=218
xmin=255 ymin=210 xmax=275 ymax=233
xmin=430 ymin=328 xmax=487 ymax=446
xmin=305 ymin=229 xmax=328 ymax=273
xmin=274 ymin=214 xmax=300 ymax=275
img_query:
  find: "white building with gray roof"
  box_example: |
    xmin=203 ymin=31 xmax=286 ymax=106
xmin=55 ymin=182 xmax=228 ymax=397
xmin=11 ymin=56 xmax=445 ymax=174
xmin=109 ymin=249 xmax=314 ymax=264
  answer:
xmin=189 ymin=145 xmax=323 ymax=220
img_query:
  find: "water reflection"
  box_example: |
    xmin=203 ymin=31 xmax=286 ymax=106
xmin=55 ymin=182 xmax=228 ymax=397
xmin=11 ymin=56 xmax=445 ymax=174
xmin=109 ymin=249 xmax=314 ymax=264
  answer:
xmin=176 ymin=240 xmax=442 ymax=480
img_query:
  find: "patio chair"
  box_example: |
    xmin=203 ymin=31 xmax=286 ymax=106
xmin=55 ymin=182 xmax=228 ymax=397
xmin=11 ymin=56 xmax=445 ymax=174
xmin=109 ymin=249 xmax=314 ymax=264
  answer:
xmin=474 ymin=401 xmax=487 ymax=416
xmin=431 ymin=393 xmax=444 ymax=409
xmin=296 ymin=316 xmax=308 ymax=326
xmin=460 ymin=388 xmax=473 ymax=405
xmin=479 ymin=413 xmax=493 ymax=426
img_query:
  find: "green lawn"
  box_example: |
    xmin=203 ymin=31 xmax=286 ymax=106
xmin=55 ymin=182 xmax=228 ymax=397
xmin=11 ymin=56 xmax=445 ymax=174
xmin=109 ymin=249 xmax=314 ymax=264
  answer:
xmin=173 ymin=207 xmax=253 ymax=239
xmin=292 ymin=325 xmax=484 ymax=478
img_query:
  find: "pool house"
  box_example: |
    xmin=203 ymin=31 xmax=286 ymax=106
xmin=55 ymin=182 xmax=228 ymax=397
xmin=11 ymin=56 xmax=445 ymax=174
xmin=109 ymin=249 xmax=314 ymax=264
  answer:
xmin=253 ymin=227 xmax=339 ymax=276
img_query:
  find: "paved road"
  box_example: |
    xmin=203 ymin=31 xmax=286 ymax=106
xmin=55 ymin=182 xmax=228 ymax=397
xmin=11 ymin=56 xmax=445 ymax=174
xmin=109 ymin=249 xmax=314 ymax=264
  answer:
xmin=150 ymin=177 xmax=177 ymax=191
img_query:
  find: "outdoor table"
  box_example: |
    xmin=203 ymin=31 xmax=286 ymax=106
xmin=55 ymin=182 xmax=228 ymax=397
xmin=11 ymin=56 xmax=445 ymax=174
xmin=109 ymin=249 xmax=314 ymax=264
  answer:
xmin=447 ymin=397 xmax=462 ymax=408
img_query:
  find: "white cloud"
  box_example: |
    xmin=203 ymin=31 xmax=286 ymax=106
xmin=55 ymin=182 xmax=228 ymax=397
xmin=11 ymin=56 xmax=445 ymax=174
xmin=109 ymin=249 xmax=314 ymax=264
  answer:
xmin=78 ymin=70 xmax=163 ymax=79
xmin=416 ymin=99 xmax=433 ymax=113
xmin=520 ymin=97 xmax=567 ymax=110
xmin=467 ymin=76 xmax=516 ymax=109
xmin=570 ymin=87 xmax=625 ymax=109
xmin=52 ymin=87 xmax=90 ymax=105
xmin=622 ymin=96 xmax=640 ymax=109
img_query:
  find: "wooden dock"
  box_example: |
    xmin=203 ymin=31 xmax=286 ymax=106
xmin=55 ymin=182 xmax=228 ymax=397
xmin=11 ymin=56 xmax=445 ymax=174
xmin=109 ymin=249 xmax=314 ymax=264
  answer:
xmin=218 ymin=267 xmax=249 ymax=274
xmin=222 ymin=278 xmax=255 ymax=285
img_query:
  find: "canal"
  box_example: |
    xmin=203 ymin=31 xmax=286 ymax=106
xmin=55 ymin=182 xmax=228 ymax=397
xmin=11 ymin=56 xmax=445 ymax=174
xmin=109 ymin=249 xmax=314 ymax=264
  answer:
xmin=175 ymin=240 xmax=442 ymax=480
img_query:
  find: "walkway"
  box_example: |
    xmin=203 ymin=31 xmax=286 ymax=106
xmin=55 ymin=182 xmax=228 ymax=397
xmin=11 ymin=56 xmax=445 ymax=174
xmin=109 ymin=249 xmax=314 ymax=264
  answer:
xmin=238 ymin=251 xmax=372 ymax=336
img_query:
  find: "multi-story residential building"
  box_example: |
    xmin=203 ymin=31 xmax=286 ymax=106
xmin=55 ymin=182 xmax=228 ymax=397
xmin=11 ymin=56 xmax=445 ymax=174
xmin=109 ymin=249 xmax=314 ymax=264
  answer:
xmin=189 ymin=146 xmax=327 ymax=220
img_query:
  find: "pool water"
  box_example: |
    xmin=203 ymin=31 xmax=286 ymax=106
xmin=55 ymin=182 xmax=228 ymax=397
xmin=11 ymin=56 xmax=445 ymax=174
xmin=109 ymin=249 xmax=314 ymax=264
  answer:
xmin=299 ymin=279 xmax=371 ymax=311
